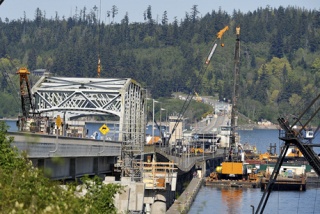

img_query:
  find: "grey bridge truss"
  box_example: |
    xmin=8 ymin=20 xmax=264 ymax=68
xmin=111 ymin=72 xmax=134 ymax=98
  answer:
xmin=31 ymin=76 xmax=146 ymax=181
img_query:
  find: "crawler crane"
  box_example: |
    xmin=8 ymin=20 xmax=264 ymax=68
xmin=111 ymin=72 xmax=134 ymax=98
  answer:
xmin=168 ymin=26 xmax=229 ymax=144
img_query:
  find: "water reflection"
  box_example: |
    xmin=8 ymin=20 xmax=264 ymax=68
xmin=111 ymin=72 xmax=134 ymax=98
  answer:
xmin=221 ymin=188 xmax=243 ymax=214
xmin=189 ymin=185 xmax=320 ymax=214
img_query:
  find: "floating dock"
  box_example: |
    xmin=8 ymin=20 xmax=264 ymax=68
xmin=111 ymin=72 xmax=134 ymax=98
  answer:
xmin=205 ymin=179 xmax=261 ymax=188
xmin=260 ymin=176 xmax=306 ymax=191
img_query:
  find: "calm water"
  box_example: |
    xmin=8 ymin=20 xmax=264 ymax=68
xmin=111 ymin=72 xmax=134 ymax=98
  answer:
xmin=189 ymin=185 xmax=320 ymax=214
xmin=3 ymin=120 xmax=18 ymax=132
xmin=238 ymin=129 xmax=320 ymax=155
xmin=189 ymin=129 xmax=320 ymax=214
xmin=5 ymin=120 xmax=320 ymax=213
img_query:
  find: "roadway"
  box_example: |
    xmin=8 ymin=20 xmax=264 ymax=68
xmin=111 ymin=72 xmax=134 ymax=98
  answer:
xmin=9 ymin=131 xmax=121 ymax=158
xmin=155 ymin=106 xmax=230 ymax=173
xmin=193 ymin=102 xmax=231 ymax=134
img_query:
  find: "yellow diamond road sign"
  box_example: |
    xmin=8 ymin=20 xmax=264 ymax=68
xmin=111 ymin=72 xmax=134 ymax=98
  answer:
xmin=99 ymin=124 xmax=110 ymax=135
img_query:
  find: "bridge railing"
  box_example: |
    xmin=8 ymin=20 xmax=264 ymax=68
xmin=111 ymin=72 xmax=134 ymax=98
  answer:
xmin=143 ymin=144 xmax=225 ymax=172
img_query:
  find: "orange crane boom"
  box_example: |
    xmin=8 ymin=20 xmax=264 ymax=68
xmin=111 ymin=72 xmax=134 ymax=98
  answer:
xmin=205 ymin=26 xmax=229 ymax=64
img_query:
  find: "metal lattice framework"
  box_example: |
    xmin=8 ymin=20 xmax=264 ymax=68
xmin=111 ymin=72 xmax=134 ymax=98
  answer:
xmin=32 ymin=76 xmax=146 ymax=181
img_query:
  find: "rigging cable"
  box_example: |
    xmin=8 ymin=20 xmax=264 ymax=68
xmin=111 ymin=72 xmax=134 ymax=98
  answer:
xmin=277 ymin=137 xmax=282 ymax=214
xmin=96 ymin=0 xmax=102 ymax=78
xmin=277 ymin=178 xmax=279 ymax=214
xmin=169 ymin=39 xmax=215 ymax=138
xmin=313 ymin=178 xmax=319 ymax=213
xmin=297 ymin=184 xmax=301 ymax=213
xmin=169 ymin=26 xmax=229 ymax=141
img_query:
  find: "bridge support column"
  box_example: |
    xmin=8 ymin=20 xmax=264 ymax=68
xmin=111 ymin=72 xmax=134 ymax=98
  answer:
xmin=70 ymin=158 xmax=76 ymax=180
xmin=151 ymin=194 xmax=166 ymax=214
xmin=93 ymin=157 xmax=98 ymax=175
xmin=38 ymin=159 xmax=44 ymax=170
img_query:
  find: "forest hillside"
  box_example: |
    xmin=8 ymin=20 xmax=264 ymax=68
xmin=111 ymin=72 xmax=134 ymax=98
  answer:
xmin=0 ymin=5 xmax=319 ymax=123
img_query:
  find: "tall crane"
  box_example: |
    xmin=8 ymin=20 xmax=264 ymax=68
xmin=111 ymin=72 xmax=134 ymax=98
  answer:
xmin=168 ymin=26 xmax=229 ymax=144
xmin=17 ymin=67 xmax=33 ymax=118
xmin=230 ymin=26 xmax=241 ymax=152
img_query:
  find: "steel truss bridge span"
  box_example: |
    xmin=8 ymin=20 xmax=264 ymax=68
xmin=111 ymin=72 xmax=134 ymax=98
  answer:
xmin=33 ymin=77 xmax=132 ymax=116
xmin=31 ymin=76 xmax=146 ymax=180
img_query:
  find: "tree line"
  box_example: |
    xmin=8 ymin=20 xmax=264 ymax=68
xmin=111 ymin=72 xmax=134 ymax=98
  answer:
xmin=0 ymin=5 xmax=319 ymax=123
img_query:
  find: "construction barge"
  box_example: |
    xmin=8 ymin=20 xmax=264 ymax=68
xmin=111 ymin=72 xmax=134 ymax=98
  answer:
xmin=205 ymin=161 xmax=262 ymax=189
xmin=260 ymin=176 xmax=306 ymax=191
xmin=205 ymin=159 xmax=315 ymax=191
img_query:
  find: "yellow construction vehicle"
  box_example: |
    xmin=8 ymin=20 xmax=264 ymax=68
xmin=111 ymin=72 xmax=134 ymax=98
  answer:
xmin=190 ymin=147 xmax=204 ymax=154
xmin=194 ymin=91 xmax=202 ymax=102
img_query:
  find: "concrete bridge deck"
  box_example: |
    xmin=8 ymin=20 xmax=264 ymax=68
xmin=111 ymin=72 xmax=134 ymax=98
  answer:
xmin=9 ymin=131 xmax=121 ymax=158
xmin=8 ymin=131 xmax=121 ymax=180
xmin=156 ymin=148 xmax=222 ymax=170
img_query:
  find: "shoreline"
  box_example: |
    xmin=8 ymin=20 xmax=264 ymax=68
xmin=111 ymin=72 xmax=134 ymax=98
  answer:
xmin=238 ymin=125 xmax=279 ymax=130
xmin=166 ymin=177 xmax=203 ymax=214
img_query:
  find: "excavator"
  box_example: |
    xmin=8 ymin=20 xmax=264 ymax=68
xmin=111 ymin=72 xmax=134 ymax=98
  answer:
xmin=194 ymin=91 xmax=203 ymax=102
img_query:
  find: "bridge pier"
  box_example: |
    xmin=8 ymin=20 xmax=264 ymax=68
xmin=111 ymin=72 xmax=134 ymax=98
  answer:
xmin=70 ymin=158 xmax=76 ymax=179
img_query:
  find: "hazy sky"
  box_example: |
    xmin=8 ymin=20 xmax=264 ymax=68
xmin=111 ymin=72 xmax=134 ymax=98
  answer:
xmin=0 ymin=0 xmax=318 ymax=23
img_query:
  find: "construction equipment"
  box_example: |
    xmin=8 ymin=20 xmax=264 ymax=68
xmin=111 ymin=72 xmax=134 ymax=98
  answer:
xmin=97 ymin=56 xmax=101 ymax=78
xmin=190 ymin=147 xmax=204 ymax=153
xmin=194 ymin=91 xmax=202 ymax=102
xmin=230 ymin=26 xmax=241 ymax=153
xmin=255 ymin=93 xmax=320 ymax=214
xmin=205 ymin=26 xmax=229 ymax=64
xmin=16 ymin=67 xmax=43 ymax=132
xmin=17 ymin=67 xmax=34 ymax=118
xmin=168 ymin=26 xmax=229 ymax=144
